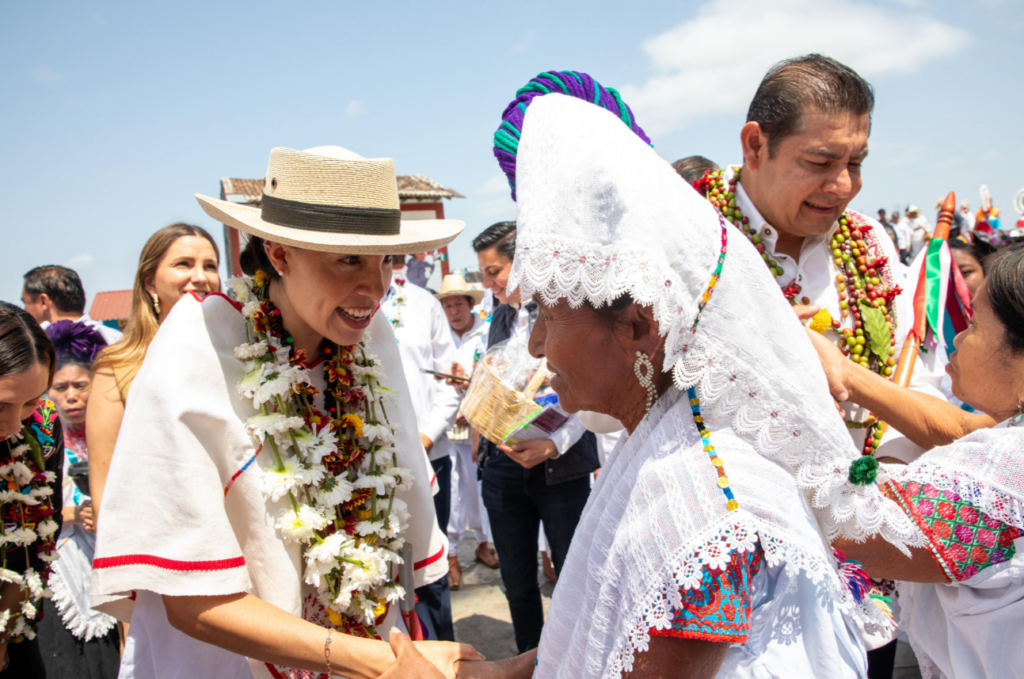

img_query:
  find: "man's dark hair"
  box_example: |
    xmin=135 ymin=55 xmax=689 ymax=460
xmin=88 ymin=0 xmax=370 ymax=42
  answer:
xmin=23 ymin=265 xmax=87 ymax=314
xmin=747 ymin=54 xmax=874 ymax=157
xmin=472 ymin=221 xmax=517 ymax=262
xmin=671 ymin=156 xmax=720 ymax=183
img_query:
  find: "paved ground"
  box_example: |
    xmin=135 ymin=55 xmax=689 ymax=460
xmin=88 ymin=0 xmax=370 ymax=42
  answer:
xmin=449 ymin=537 xmax=924 ymax=677
xmin=450 ymin=536 xmax=552 ymax=661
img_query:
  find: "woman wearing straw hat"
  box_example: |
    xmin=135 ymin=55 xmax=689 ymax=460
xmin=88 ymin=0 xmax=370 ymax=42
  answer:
xmin=90 ymin=146 xmax=482 ymax=679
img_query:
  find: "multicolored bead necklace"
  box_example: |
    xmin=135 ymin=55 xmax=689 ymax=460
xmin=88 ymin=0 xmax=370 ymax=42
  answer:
xmin=685 ymin=216 xmax=737 ymax=511
xmin=693 ymin=167 xmax=797 ymax=297
xmin=694 ymin=167 xmax=903 ymax=457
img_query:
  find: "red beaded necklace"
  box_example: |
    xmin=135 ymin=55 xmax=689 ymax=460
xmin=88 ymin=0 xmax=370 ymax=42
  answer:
xmin=695 ymin=167 xmax=902 ymax=456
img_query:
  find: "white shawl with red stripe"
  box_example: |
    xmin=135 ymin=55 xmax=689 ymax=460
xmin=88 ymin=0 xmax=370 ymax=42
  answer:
xmin=91 ymin=293 xmax=447 ymax=676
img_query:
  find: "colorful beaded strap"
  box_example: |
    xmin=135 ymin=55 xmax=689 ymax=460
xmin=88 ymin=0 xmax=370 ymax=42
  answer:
xmin=685 ymin=216 xmax=737 ymax=512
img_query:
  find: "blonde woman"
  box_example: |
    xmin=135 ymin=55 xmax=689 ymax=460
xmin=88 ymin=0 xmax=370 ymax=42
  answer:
xmin=86 ymin=223 xmax=221 ymax=522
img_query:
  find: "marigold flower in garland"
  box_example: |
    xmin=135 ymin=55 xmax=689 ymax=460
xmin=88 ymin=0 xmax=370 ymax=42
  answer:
xmin=231 ymin=275 xmax=408 ymax=638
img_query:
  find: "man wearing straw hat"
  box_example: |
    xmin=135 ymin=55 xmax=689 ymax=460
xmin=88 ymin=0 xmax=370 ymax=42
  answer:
xmin=435 ymin=274 xmax=498 ymax=590
xmin=90 ymin=145 xmax=482 ymax=678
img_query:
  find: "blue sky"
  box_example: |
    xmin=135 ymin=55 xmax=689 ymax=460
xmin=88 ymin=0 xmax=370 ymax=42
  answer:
xmin=2 ymin=0 xmax=1021 ymax=308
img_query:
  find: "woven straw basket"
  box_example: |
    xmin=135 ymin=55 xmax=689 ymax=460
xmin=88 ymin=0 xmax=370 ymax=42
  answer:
xmin=462 ymin=356 xmax=547 ymax=443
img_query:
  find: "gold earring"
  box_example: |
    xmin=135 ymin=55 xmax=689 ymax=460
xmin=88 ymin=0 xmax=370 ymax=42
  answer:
xmin=151 ymin=292 xmax=161 ymax=315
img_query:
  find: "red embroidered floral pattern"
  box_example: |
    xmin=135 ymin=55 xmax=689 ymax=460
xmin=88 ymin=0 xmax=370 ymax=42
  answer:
xmin=887 ymin=479 xmax=1020 ymax=582
xmin=650 ymin=543 xmax=763 ymax=643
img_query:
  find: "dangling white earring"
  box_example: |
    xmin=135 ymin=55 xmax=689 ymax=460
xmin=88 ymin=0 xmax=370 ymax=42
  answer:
xmin=151 ymin=292 xmax=161 ymax=315
xmin=1011 ymin=400 xmax=1024 ymax=428
xmin=634 ymin=351 xmax=657 ymax=418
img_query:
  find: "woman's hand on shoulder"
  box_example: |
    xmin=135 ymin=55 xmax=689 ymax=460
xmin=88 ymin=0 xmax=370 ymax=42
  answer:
xmin=805 ymin=328 xmax=853 ymax=402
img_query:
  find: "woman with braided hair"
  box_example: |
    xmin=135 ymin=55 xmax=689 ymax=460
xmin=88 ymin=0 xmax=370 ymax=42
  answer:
xmin=457 ymin=71 xmax=924 ymax=679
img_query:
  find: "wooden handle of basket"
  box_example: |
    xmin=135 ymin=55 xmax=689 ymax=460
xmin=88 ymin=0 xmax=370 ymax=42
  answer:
xmin=523 ymin=359 xmax=548 ymax=399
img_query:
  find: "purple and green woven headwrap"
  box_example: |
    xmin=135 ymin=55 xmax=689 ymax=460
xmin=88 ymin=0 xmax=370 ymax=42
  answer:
xmin=493 ymin=70 xmax=651 ymax=201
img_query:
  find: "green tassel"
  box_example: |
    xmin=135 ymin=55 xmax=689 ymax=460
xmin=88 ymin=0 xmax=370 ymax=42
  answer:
xmin=848 ymin=455 xmax=879 ymax=486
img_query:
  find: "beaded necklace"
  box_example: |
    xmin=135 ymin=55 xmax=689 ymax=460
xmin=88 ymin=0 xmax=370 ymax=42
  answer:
xmin=695 ymin=167 xmax=902 ymax=457
xmin=0 ymin=401 xmax=60 ymax=642
xmin=686 ymin=217 xmax=738 ymax=511
xmin=234 ymin=272 xmax=408 ymax=638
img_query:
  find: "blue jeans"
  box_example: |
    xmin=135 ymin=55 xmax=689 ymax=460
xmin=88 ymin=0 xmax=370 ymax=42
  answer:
xmin=415 ymin=455 xmax=454 ymax=641
xmin=481 ymin=453 xmax=591 ymax=652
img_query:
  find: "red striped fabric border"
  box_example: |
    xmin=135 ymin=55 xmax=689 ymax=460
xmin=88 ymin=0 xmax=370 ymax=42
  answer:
xmin=414 ymin=544 xmax=445 ymax=570
xmin=188 ymin=290 xmax=243 ymax=312
xmin=93 ymin=554 xmax=246 ymax=572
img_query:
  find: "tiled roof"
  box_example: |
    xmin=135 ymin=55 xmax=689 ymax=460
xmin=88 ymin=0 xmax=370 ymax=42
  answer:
xmin=396 ymin=174 xmax=464 ymax=200
xmin=89 ymin=290 xmax=133 ymax=321
xmin=220 ymin=178 xmax=265 ymax=205
xmin=218 ymin=174 xmax=463 ymax=205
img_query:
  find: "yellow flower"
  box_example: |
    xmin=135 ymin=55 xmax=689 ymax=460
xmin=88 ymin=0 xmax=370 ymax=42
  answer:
xmin=254 ymin=269 xmax=270 ymax=288
xmin=808 ymin=308 xmax=833 ymax=334
xmin=327 ymin=608 xmax=343 ymax=626
xmin=373 ymin=601 xmax=387 ymax=618
xmin=341 ymin=413 xmax=364 ymax=438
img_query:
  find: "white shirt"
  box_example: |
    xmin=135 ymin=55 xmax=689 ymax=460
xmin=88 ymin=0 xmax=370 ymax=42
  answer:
xmin=908 ymin=215 xmax=932 ymax=258
xmin=894 ymin=219 xmax=913 ymax=251
xmin=450 ymin=315 xmax=489 ymax=379
xmin=507 ymin=299 xmax=586 ymax=457
xmin=731 ymin=167 xmax=946 ymax=463
xmin=380 ymin=281 xmax=462 ymax=462
xmin=899 ymin=546 xmax=1024 ymax=679
xmin=79 ymin=313 xmax=123 ymax=345
xmin=39 ymin=313 xmax=122 ymax=345
xmin=959 ymin=208 xmax=976 ymax=233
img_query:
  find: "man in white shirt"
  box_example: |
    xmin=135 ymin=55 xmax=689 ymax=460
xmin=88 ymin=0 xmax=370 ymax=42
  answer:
xmin=21 ymin=265 xmax=122 ymax=344
xmin=713 ymin=54 xmax=946 ymax=467
xmin=906 ymin=204 xmax=932 ymax=259
xmin=378 ymin=273 xmax=461 ymax=641
xmin=960 ymin=199 xmax=976 ymax=233
xmin=434 ymin=275 xmax=498 ymax=590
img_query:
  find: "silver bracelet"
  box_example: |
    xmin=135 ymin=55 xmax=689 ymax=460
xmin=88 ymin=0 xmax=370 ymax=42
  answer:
xmin=325 ymin=628 xmax=333 ymax=677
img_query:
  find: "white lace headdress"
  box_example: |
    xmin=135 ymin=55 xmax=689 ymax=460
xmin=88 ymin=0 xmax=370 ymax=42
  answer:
xmin=504 ymin=92 xmax=922 ymax=676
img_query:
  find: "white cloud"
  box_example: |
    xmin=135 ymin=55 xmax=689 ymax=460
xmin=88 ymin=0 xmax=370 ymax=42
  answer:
xmin=343 ymin=100 xmax=365 ymax=119
xmin=620 ymin=0 xmax=971 ymax=135
xmin=510 ymin=30 xmax=537 ymax=55
xmin=32 ymin=66 xmax=62 ymax=84
xmin=63 ymin=253 xmax=94 ymax=270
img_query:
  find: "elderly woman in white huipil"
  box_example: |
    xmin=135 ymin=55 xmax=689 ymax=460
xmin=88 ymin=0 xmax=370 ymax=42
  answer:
xmin=90 ymin=147 xmax=482 ymax=679
xmin=457 ymin=79 xmax=920 ymax=679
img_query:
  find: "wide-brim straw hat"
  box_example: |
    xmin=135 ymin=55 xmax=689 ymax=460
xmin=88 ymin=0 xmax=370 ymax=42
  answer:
xmin=195 ymin=146 xmax=464 ymax=254
xmin=435 ymin=274 xmax=484 ymax=305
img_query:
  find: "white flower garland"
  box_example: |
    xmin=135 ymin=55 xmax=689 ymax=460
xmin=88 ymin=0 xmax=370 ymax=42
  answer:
xmin=232 ymin=275 xmax=412 ymax=635
xmin=1 ymin=419 xmax=58 ymax=643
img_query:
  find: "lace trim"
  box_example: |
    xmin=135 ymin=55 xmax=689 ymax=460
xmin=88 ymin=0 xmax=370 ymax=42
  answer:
xmin=510 ymin=231 xmax=920 ymax=541
xmin=670 ymin=340 xmax=922 ymax=549
xmin=49 ymin=569 xmax=117 ymax=642
xmin=886 ymin=465 xmax=1024 ymax=533
xmin=607 ymin=516 xmax=894 ymax=677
